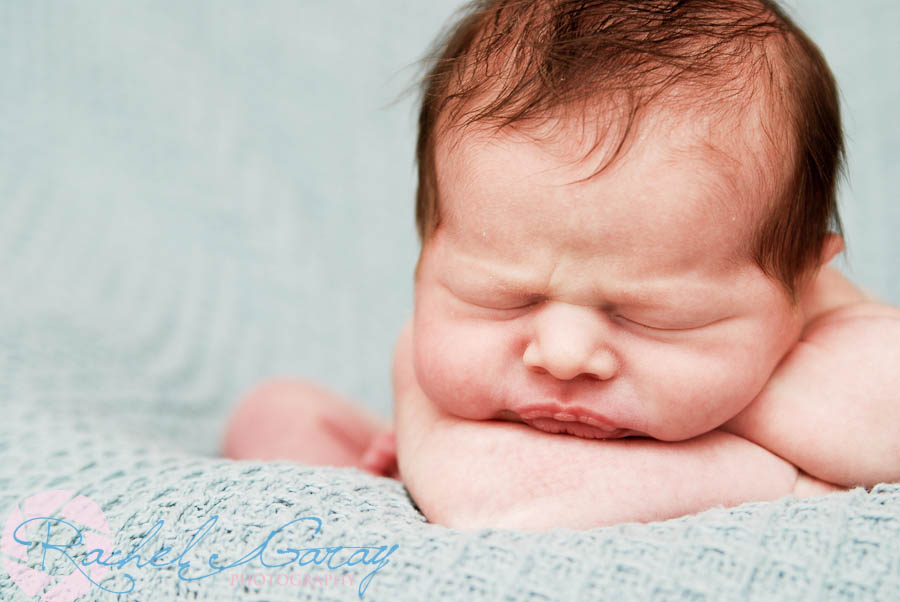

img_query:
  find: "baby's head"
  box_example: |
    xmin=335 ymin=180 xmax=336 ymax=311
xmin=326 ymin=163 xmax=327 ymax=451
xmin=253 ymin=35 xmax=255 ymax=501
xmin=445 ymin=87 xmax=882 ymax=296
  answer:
xmin=408 ymin=0 xmax=846 ymax=440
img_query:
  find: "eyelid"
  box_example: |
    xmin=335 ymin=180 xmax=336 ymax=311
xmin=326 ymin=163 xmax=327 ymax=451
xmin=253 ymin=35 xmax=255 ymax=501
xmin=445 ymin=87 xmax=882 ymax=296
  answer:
xmin=469 ymin=298 xmax=539 ymax=311
xmin=617 ymin=314 xmax=714 ymax=331
xmin=453 ymin=288 xmax=545 ymax=311
xmin=622 ymin=318 xmax=685 ymax=331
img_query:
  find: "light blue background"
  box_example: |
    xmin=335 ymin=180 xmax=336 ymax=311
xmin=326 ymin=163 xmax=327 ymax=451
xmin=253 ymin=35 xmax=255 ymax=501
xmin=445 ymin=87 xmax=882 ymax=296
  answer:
xmin=0 ymin=1 xmax=896 ymax=454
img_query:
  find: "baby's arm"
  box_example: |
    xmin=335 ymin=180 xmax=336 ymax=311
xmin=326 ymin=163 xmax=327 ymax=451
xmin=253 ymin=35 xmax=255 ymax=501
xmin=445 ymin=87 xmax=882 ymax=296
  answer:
xmin=392 ymin=318 xmax=799 ymax=531
xmin=721 ymin=299 xmax=900 ymax=488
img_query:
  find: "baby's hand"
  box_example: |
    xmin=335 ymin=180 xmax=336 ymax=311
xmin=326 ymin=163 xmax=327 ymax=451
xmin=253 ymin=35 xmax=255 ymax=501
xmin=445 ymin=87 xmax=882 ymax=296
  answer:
xmin=722 ymin=301 xmax=900 ymax=488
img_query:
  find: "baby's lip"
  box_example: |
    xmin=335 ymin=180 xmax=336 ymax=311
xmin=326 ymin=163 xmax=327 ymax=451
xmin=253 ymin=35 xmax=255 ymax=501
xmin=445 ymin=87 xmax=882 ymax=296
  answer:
xmin=515 ymin=403 xmax=621 ymax=429
xmin=524 ymin=417 xmax=632 ymax=439
xmin=510 ymin=403 xmax=637 ymax=439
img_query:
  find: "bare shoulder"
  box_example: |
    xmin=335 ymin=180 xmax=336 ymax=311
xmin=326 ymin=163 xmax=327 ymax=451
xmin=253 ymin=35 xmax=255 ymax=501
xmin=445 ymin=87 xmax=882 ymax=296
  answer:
xmin=802 ymin=300 xmax=900 ymax=345
xmin=801 ymin=264 xmax=896 ymax=336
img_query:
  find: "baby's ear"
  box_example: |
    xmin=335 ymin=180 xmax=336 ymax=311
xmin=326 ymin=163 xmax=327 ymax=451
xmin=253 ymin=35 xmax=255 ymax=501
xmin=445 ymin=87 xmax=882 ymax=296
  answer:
xmin=819 ymin=232 xmax=845 ymax=267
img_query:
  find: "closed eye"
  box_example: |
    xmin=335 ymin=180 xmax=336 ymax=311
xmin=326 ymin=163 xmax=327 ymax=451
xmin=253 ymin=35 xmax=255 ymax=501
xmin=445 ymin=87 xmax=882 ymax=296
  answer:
xmin=470 ymin=300 xmax=537 ymax=311
xmin=617 ymin=315 xmax=713 ymax=331
xmin=463 ymin=295 xmax=544 ymax=313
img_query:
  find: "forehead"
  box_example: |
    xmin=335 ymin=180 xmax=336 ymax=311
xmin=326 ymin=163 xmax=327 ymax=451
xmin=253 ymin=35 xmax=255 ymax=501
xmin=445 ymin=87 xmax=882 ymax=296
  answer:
xmin=432 ymin=105 xmax=773 ymax=277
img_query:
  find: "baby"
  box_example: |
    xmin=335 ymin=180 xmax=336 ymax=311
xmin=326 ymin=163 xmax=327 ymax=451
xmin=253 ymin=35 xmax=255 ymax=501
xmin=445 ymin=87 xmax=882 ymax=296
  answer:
xmin=223 ymin=0 xmax=900 ymax=531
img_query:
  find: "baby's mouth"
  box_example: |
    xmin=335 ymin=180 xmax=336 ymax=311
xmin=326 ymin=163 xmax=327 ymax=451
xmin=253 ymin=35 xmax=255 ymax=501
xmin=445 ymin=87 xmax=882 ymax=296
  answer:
xmin=492 ymin=409 xmax=634 ymax=439
xmin=524 ymin=416 xmax=632 ymax=439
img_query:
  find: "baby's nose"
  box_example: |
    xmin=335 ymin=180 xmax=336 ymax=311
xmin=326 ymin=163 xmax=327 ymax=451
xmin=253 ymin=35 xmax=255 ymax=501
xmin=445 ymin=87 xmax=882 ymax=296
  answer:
xmin=522 ymin=302 xmax=618 ymax=381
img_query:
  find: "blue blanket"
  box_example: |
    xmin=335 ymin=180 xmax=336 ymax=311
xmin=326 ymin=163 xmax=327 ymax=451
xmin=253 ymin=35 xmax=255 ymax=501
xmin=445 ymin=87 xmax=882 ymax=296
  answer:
xmin=2 ymin=398 xmax=899 ymax=600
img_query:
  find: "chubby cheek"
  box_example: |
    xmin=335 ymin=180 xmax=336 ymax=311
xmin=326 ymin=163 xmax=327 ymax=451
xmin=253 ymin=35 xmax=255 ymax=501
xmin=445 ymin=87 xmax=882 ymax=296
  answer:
xmin=413 ymin=312 xmax=513 ymax=420
xmin=639 ymin=334 xmax=781 ymax=441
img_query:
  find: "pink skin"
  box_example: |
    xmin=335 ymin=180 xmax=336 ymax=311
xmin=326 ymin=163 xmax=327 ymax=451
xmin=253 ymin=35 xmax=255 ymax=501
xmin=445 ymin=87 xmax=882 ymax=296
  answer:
xmin=222 ymin=106 xmax=846 ymax=477
xmin=222 ymin=106 xmax=899 ymax=527
xmin=222 ymin=379 xmax=398 ymax=479
xmin=413 ymin=108 xmax=809 ymax=443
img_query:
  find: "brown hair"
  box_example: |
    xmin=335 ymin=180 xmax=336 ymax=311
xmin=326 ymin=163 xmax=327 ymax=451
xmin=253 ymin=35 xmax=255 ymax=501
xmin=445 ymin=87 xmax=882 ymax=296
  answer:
xmin=411 ymin=0 xmax=846 ymax=306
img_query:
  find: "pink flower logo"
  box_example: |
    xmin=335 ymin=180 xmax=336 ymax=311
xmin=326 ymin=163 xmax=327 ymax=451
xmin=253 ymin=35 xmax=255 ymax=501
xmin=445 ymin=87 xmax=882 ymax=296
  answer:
xmin=2 ymin=490 xmax=112 ymax=602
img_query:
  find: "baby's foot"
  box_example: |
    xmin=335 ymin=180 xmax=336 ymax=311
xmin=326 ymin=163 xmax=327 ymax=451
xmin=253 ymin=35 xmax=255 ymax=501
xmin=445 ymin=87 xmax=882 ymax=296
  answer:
xmin=222 ymin=378 xmax=389 ymax=470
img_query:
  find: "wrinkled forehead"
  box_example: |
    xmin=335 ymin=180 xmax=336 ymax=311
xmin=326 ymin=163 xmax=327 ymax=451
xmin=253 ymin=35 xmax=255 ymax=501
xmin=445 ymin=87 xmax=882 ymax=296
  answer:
xmin=433 ymin=98 xmax=783 ymax=253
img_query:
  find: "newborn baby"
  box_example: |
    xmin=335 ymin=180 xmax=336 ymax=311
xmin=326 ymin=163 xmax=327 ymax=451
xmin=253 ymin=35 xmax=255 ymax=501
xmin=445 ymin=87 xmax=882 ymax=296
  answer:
xmin=223 ymin=0 xmax=900 ymax=530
